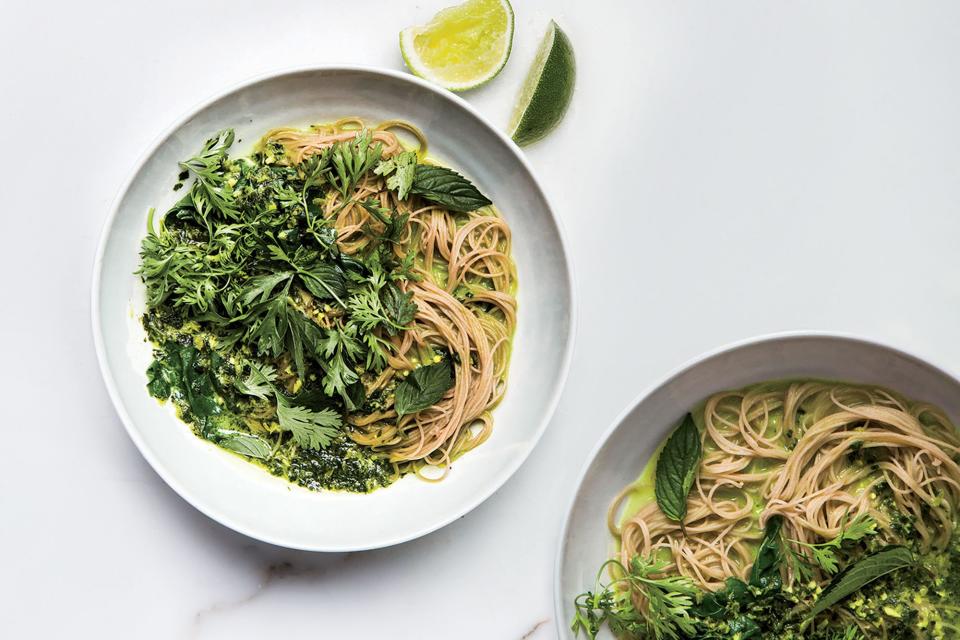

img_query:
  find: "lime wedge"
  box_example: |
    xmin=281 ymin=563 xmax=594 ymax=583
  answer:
xmin=509 ymin=21 xmax=576 ymax=146
xmin=400 ymin=0 xmax=514 ymax=92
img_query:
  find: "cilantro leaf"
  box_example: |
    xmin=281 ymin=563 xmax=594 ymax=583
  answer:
xmin=790 ymin=514 xmax=878 ymax=575
xmin=348 ymin=281 xmax=417 ymax=336
xmin=375 ymin=151 xmax=417 ymax=200
xmin=395 ymin=359 xmax=454 ymax=416
xmin=329 ymin=130 xmax=382 ymax=197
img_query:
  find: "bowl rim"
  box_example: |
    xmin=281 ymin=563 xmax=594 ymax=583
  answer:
xmin=91 ymin=64 xmax=578 ymax=552
xmin=552 ymin=330 xmax=960 ymax=635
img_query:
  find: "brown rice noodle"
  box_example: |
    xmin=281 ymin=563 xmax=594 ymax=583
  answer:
xmin=609 ymin=382 xmax=960 ymax=599
xmin=264 ymin=120 xmax=516 ymax=478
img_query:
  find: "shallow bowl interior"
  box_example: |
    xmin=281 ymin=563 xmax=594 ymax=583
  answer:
xmin=555 ymin=334 xmax=960 ymax=637
xmin=93 ymin=66 xmax=574 ymax=551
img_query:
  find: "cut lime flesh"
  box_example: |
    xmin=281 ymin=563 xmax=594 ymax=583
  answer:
xmin=400 ymin=0 xmax=514 ymax=92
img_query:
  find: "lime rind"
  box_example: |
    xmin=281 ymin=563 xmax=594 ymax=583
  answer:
xmin=399 ymin=0 xmax=514 ymax=92
xmin=510 ymin=20 xmax=576 ymax=146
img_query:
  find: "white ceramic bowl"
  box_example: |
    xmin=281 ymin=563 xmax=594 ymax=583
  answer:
xmin=554 ymin=332 xmax=960 ymax=638
xmin=92 ymin=66 xmax=575 ymax=551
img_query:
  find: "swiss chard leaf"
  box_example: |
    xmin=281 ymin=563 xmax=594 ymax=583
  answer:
xmin=691 ymin=577 xmax=752 ymax=618
xmin=146 ymin=358 xmax=174 ymax=399
xmin=146 ymin=344 xmax=221 ymax=437
xmin=654 ymin=413 xmax=702 ymax=523
xmin=395 ymin=359 xmax=455 ymax=416
xmin=807 ymin=546 xmax=913 ymax=618
xmin=411 ymin=164 xmax=492 ymax=212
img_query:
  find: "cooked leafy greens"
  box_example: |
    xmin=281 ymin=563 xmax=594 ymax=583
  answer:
xmin=138 ymin=125 xmax=497 ymax=493
xmin=572 ymin=557 xmax=699 ymax=640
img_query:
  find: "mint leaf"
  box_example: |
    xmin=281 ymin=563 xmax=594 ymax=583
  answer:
xmin=381 ymin=283 xmax=417 ymax=334
xmin=298 ymin=263 xmax=347 ymax=302
xmin=276 ymin=395 xmax=342 ymax=449
xmin=807 ymin=546 xmax=913 ymax=618
xmin=219 ymin=431 xmax=272 ymax=459
xmin=411 ymin=164 xmax=492 ymax=212
xmin=654 ymin=413 xmax=702 ymax=523
xmin=395 ymin=359 xmax=455 ymax=416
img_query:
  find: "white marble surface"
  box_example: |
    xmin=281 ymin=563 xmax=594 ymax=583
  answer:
xmin=4 ymin=1 xmax=960 ymax=638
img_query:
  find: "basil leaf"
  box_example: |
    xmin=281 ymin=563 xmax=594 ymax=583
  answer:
xmin=411 ymin=165 xmax=492 ymax=212
xmin=750 ymin=516 xmax=785 ymax=589
xmin=654 ymin=413 xmax=702 ymax=522
xmin=219 ymin=432 xmax=272 ymax=460
xmin=395 ymin=359 xmax=455 ymax=416
xmin=807 ymin=546 xmax=913 ymax=618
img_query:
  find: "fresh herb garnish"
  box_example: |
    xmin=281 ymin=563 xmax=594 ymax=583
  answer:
xmin=807 ymin=546 xmax=913 ymax=618
xmin=410 ymin=164 xmax=492 ymax=212
xmin=395 ymin=359 xmax=455 ymax=416
xmin=654 ymin=413 xmax=702 ymax=525
xmin=275 ymin=395 xmax=342 ymax=449
xmin=329 ymin=130 xmax=382 ymax=197
xmin=375 ymin=150 xmax=417 ymax=200
xmin=233 ymin=362 xmax=278 ymax=400
xmin=219 ymin=431 xmax=272 ymax=460
xmin=233 ymin=362 xmax=343 ymax=449
xmin=791 ymin=514 xmax=878 ymax=574
xmin=572 ymin=557 xmax=699 ymax=640
xmin=140 ymin=124 xmax=503 ymax=491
